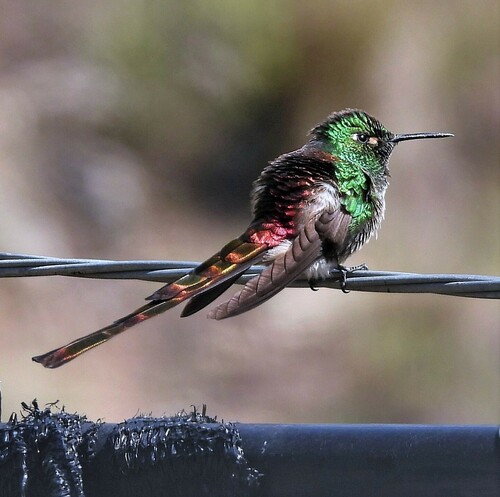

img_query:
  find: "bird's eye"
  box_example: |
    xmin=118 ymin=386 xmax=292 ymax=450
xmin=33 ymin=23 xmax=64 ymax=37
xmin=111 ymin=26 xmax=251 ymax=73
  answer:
xmin=353 ymin=133 xmax=369 ymax=143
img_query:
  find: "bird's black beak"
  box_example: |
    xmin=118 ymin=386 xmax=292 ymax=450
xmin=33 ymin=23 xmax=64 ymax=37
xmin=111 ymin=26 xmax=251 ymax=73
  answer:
xmin=390 ymin=132 xmax=454 ymax=143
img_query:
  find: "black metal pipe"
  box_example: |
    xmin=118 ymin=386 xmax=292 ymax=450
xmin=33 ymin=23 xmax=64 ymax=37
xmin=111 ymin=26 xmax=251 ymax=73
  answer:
xmin=237 ymin=423 xmax=500 ymax=497
xmin=1 ymin=406 xmax=499 ymax=497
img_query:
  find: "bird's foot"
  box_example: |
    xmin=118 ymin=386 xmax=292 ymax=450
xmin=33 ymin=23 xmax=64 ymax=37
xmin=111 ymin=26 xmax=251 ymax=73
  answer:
xmin=339 ymin=263 xmax=368 ymax=273
xmin=308 ymin=279 xmax=320 ymax=292
xmin=335 ymin=263 xmax=368 ymax=293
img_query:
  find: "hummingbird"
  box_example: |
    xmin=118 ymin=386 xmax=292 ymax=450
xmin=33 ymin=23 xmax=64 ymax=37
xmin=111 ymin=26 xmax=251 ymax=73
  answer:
xmin=33 ymin=109 xmax=453 ymax=368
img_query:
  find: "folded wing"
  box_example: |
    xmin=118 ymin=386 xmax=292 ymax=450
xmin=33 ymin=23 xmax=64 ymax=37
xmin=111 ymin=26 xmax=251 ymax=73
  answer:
xmin=208 ymin=210 xmax=351 ymax=320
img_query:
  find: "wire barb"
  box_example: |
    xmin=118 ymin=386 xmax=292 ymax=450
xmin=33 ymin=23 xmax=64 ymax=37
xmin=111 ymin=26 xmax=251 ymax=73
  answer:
xmin=0 ymin=252 xmax=498 ymax=299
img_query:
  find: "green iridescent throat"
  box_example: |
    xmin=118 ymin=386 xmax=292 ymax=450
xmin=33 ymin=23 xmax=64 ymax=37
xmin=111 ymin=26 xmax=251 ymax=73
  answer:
xmin=318 ymin=114 xmax=386 ymax=230
xmin=334 ymin=160 xmax=373 ymax=230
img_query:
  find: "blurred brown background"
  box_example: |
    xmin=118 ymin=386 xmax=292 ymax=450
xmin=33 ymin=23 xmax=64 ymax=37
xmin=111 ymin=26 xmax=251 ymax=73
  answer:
xmin=0 ymin=0 xmax=498 ymax=424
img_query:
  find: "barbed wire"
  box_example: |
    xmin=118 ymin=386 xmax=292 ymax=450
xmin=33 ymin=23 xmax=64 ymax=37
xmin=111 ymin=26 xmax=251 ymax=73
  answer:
xmin=0 ymin=252 xmax=498 ymax=299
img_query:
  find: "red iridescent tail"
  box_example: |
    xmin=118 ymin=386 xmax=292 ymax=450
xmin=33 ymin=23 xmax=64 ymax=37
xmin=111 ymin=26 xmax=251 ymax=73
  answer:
xmin=32 ymin=238 xmax=267 ymax=368
xmin=32 ymin=299 xmax=178 ymax=368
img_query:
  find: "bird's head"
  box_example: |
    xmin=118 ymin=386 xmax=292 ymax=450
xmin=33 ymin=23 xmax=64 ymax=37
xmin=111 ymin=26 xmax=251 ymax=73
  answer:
xmin=310 ymin=108 xmax=453 ymax=184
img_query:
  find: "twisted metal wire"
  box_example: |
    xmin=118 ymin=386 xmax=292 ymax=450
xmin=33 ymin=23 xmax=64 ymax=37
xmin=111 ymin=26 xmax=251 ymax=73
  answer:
xmin=0 ymin=252 xmax=498 ymax=299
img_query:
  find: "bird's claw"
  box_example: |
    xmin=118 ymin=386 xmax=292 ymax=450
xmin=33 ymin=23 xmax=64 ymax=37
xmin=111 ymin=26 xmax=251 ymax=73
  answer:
xmin=308 ymin=280 xmax=320 ymax=291
xmin=335 ymin=263 xmax=368 ymax=293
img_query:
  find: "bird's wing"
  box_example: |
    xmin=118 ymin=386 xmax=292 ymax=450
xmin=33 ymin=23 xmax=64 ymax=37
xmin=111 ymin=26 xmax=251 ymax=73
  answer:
xmin=208 ymin=209 xmax=352 ymax=320
xmin=33 ymin=238 xmax=268 ymax=368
